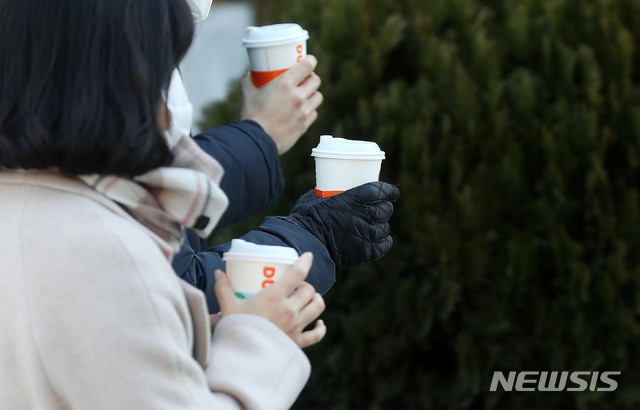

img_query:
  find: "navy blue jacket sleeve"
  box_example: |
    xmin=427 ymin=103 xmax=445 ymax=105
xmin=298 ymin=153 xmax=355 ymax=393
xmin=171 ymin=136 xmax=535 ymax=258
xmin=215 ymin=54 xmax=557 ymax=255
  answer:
xmin=173 ymin=218 xmax=336 ymax=313
xmin=172 ymin=120 xmax=335 ymax=312
xmin=193 ymin=120 xmax=284 ymax=230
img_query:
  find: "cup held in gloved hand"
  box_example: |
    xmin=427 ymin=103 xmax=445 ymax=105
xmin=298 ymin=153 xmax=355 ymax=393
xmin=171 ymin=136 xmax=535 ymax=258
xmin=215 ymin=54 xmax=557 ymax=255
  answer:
xmin=311 ymin=135 xmax=385 ymax=198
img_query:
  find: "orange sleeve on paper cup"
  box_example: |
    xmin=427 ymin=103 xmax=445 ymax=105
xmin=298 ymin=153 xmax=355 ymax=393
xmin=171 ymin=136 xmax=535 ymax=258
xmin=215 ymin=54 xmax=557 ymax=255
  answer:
xmin=250 ymin=68 xmax=289 ymax=88
xmin=243 ymin=24 xmax=309 ymax=87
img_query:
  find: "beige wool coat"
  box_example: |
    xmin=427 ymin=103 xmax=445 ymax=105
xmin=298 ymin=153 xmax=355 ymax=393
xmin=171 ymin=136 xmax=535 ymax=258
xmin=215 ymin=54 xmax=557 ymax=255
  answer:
xmin=0 ymin=171 xmax=310 ymax=409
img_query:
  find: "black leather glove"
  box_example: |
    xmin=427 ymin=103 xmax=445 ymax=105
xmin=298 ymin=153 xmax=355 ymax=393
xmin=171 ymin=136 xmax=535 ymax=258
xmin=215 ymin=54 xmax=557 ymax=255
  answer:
xmin=281 ymin=181 xmax=400 ymax=272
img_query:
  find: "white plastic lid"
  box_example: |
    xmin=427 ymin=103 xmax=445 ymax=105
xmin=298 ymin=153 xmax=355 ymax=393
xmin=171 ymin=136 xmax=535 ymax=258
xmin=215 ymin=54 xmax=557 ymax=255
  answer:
xmin=222 ymin=239 xmax=299 ymax=264
xmin=311 ymin=135 xmax=386 ymax=160
xmin=242 ymin=24 xmax=309 ymax=48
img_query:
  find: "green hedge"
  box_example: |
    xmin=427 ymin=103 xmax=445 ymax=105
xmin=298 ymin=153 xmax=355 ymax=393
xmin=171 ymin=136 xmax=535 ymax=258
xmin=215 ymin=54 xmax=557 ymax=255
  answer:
xmin=202 ymin=0 xmax=640 ymax=408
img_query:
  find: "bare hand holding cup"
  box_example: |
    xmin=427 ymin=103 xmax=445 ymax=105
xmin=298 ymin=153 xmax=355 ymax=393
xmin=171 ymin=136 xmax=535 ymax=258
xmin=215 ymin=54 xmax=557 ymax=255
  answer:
xmin=213 ymin=252 xmax=327 ymax=348
xmin=240 ymin=55 xmax=323 ymax=155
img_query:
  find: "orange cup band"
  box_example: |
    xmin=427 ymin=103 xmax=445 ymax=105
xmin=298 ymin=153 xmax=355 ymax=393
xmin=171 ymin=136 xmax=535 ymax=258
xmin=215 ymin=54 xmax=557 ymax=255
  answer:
xmin=250 ymin=69 xmax=289 ymax=87
xmin=314 ymin=188 xmax=344 ymax=198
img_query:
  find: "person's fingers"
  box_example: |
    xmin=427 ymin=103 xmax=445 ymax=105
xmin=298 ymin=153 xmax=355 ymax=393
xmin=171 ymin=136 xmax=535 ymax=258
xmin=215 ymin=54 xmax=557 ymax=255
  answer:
xmin=383 ymin=183 xmax=401 ymax=203
xmin=304 ymin=90 xmax=323 ymax=113
xmin=304 ymin=109 xmax=319 ymax=130
xmin=344 ymin=182 xmax=400 ymax=205
xmin=269 ymin=252 xmax=313 ymax=297
xmin=298 ymin=72 xmax=322 ymax=99
xmin=213 ymin=270 xmax=238 ymax=311
xmin=361 ymin=216 xmax=390 ymax=241
xmin=296 ymin=292 xmax=325 ymax=327
xmin=372 ymin=235 xmax=393 ymax=260
xmin=285 ymin=55 xmax=318 ymax=85
xmin=299 ymin=91 xmax=322 ymax=131
xmin=287 ymin=282 xmax=316 ymax=310
xmin=376 ymin=222 xmax=391 ymax=241
xmin=348 ymin=213 xmax=390 ymax=242
xmin=366 ymin=201 xmax=394 ymax=222
xmin=296 ymin=319 xmax=327 ymax=348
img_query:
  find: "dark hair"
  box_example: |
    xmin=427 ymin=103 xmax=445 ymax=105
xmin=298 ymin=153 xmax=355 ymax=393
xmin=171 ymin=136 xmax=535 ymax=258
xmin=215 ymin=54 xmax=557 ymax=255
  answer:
xmin=0 ymin=0 xmax=194 ymax=177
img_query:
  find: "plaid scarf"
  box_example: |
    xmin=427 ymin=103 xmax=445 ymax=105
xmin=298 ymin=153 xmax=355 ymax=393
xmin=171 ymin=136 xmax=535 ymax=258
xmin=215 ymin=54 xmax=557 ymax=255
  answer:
xmin=80 ymin=135 xmax=228 ymax=252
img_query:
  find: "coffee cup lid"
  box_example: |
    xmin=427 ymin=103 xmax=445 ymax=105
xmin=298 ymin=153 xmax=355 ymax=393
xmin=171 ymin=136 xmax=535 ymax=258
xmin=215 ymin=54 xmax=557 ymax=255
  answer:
xmin=242 ymin=23 xmax=309 ymax=48
xmin=311 ymin=135 xmax=386 ymax=160
xmin=222 ymin=239 xmax=299 ymax=264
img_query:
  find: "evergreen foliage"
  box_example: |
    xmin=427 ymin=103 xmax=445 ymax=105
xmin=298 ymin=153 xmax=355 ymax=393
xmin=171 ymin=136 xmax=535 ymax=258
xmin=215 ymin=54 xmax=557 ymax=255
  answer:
xmin=201 ymin=0 xmax=640 ymax=408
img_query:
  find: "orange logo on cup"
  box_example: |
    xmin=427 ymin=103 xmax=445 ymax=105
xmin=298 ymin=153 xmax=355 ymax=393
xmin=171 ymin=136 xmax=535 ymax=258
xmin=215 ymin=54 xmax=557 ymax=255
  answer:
xmin=296 ymin=44 xmax=304 ymax=62
xmin=262 ymin=266 xmax=275 ymax=288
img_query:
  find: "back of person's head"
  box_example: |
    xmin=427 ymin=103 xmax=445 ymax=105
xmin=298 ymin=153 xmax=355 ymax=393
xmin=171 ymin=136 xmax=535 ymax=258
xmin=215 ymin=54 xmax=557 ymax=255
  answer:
xmin=0 ymin=0 xmax=194 ymax=177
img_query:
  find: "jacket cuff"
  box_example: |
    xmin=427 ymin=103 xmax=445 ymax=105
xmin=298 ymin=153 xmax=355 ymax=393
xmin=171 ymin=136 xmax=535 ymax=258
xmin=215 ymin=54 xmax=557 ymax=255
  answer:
xmin=259 ymin=217 xmax=336 ymax=295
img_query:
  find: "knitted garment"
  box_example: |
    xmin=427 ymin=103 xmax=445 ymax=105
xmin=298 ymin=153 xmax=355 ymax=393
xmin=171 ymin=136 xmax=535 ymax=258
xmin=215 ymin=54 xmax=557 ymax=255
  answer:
xmin=80 ymin=135 xmax=228 ymax=251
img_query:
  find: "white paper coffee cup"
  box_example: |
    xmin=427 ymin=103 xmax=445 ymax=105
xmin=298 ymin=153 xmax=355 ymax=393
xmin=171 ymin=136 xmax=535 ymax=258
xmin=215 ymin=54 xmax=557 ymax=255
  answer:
xmin=222 ymin=239 xmax=299 ymax=298
xmin=242 ymin=23 xmax=309 ymax=87
xmin=311 ymin=135 xmax=386 ymax=197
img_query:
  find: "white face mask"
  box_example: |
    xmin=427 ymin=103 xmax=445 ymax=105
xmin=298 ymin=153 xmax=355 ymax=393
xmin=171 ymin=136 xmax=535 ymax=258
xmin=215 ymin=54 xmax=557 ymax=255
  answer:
xmin=185 ymin=0 xmax=212 ymax=22
xmin=163 ymin=69 xmax=193 ymax=149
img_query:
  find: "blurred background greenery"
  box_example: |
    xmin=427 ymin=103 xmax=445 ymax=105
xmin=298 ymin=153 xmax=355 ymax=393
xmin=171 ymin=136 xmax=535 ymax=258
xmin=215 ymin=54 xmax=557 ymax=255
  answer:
xmin=200 ymin=0 xmax=640 ymax=408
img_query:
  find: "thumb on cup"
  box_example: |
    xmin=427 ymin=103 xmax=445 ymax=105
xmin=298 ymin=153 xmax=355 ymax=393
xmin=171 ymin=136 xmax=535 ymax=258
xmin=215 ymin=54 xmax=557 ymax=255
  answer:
xmin=214 ymin=269 xmax=239 ymax=312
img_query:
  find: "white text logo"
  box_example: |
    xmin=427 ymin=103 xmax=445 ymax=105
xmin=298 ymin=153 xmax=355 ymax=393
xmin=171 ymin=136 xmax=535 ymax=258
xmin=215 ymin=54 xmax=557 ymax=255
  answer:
xmin=490 ymin=371 xmax=620 ymax=392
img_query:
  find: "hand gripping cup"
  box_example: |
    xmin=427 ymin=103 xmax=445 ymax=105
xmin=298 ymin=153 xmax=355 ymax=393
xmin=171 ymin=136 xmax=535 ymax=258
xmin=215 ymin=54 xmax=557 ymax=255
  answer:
xmin=222 ymin=239 xmax=299 ymax=298
xmin=311 ymin=135 xmax=386 ymax=197
xmin=242 ymin=23 xmax=309 ymax=87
